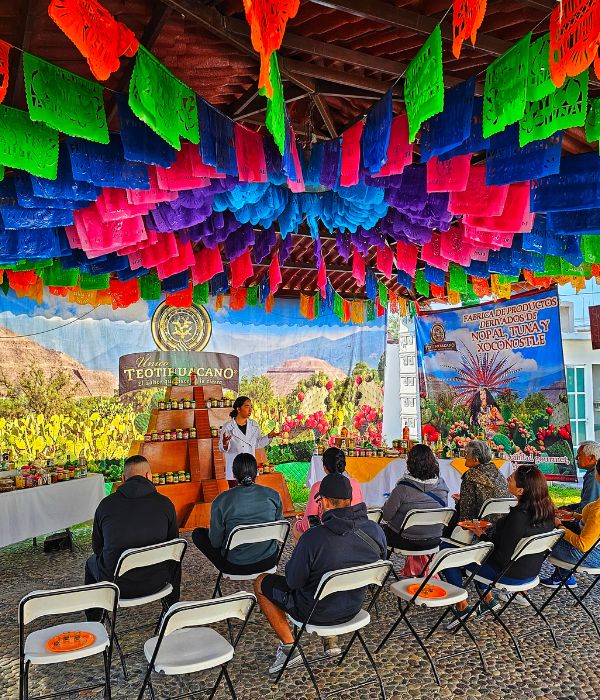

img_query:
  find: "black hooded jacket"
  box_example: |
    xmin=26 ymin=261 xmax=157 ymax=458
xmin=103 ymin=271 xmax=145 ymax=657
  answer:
xmin=91 ymin=476 xmax=179 ymax=595
xmin=285 ymin=502 xmax=387 ymax=624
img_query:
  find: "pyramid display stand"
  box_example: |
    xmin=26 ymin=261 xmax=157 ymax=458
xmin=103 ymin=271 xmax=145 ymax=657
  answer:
xmin=129 ymin=383 xmax=296 ymax=529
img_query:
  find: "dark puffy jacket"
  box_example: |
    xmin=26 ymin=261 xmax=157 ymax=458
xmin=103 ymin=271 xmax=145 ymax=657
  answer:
xmin=285 ymin=502 xmax=387 ymax=624
xmin=382 ymin=476 xmax=449 ymax=539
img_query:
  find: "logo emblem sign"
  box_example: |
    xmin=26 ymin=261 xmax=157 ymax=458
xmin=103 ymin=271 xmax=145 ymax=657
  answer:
xmin=151 ymin=302 xmax=213 ymax=351
xmin=424 ymin=322 xmax=457 ymax=354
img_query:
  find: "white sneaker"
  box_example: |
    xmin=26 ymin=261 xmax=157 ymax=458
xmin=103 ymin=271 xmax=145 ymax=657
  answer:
xmin=495 ymin=590 xmax=530 ymax=606
xmin=268 ymin=644 xmax=303 ymax=674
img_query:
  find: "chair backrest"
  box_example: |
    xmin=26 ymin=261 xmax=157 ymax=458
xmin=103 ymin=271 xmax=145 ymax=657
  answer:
xmin=429 ymin=542 xmax=494 ymax=576
xmin=161 ymin=592 xmax=256 ymax=636
xmin=478 ymin=497 xmax=517 ymax=519
xmin=315 ymin=560 xmax=393 ymax=602
xmin=400 ymin=508 xmax=455 ymax=531
xmin=226 ymin=520 xmax=290 ymax=551
xmin=366 ymin=507 xmax=383 ymax=523
xmin=19 ymin=582 xmax=119 ymax=626
xmin=114 ymin=538 xmax=187 ymax=579
xmin=512 ymin=529 xmax=564 ymax=562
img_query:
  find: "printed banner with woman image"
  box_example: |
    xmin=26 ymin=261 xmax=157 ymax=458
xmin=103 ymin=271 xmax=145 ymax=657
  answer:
xmin=415 ymin=288 xmax=576 ymax=481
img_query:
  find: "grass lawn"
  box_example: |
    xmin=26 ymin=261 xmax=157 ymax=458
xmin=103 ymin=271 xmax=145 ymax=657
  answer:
xmin=548 ymin=483 xmax=581 ymax=508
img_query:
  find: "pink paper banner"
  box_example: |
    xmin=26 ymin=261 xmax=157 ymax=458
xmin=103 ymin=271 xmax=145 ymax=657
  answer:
xmin=192 ymin=245 xmax=224 ymax=285
xmin=448 ymin=164 xmax=509 ymax=216
xmin=156 ymin=239 xmax=196 ymax=280
xmin=230 ymin=248 xmax=254 ymax=287
xmin=235 ymin=123 xmax=267 ymax=183
xmin=395 ymin=239 xmax=417 ymax=277
xmin=96 ymin=188 xmax=150 ymax=222
xmin=376 ymin=245 xmax=393 ymax=279
xmin=352 ymin=246 xmax=366 ymax=286
xmin=127 ymin=168 xmax=178 ymax=205
xmin=155 ymin=144 xmax=213 ymax=191
xmin=269 ymin=254 xmax=282 ymax=295
xmin=421 ymin=232 xmax=450 ymax=271
xmin=340 ymin=121 xmax=364 ymax=187
xmin=426 ymin=155 xmax=471 ymax=193
xmin=140 ymin=231 xmax=179 ymax=268
xmin=317 ymin=258 xmax=327 ymax=298
xmin=463 ymin=182 xmax=533 ymax=233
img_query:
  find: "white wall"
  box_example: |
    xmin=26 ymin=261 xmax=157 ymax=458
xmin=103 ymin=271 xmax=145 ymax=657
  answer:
xmin=382 ymin=342 xmax=400 ymax=443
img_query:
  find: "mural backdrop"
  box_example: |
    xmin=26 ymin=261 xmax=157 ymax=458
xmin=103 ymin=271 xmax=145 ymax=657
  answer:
xmin=415 ymin=288 xmax=576 ymax=482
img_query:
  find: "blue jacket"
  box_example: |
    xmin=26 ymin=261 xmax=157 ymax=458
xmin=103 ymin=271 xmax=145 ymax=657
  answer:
xmin=285 ymin=502 xmax=387 ymax=624
xmin=579 ymin=468 xmax=600 ymax=511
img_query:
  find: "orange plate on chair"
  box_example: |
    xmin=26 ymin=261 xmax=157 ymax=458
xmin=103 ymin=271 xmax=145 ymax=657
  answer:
xmin=458 ymin=520 xmax=492 ymax=531
xmin=406 ymin=583 xmax=448 ymax=599
xmin=559 ymin=512 xmax=575 ymax=522
xmin=45 ymin=631 xmax=96 ymax=653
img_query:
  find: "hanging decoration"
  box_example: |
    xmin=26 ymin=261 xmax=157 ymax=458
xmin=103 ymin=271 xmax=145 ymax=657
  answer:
xmin=404 ymin=24 xmax=444 ymax=143
xmin=548 ymin=0 xmax=600 ymax=88
xmin=372 ymin=114 xmax=412 ymax=177
xmin=519 ymin=70 xmax=588 ymax=147
xmin=527 ymin=33 xmax=556 ymax=102
xmin=23 ymin=53 xmax=109 ymax=144
xmin=0 ymin=40 xmax=9 ymax=104
xmin=129 ymin=46 xmax=199 ymax=150
xmin=585 ymin=97 xmax=600 ymax=143
xmin=48 ymin=0 xmax=139 ymax=82
xmin=483 ymin=33 xmax=531 ymax=138
xmin=242 ymin=0 xmax=300 ymax=98
xmin=340 ymin=120 xmax=364 ymax=187
xmin=260 ymin=52 xmax=286 ymax=155
xmin=0 ymin=106 xmax=59 ymax=179
xmin=452 ymin=0 xmax=487 ymax=59
xmin=361 ymin=90 xmax=392 ymax=174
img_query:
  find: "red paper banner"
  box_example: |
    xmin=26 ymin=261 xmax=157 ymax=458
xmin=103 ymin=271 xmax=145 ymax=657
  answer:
xmin=48 ymin=0 xmax=139 ymax=81
xmin=0 ymin=40 xmax=10 ymax=104
xmin=452 ymin=0 xmax=487 ymax=59
xmin=549 ymin=0 xmax=600 ymax=88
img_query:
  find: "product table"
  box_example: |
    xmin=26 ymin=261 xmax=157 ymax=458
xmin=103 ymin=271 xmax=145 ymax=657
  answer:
xmin=308 ymin=456 xmax=512 ymax=507
xmin=0 ymin=474 xmax=105 ymax=548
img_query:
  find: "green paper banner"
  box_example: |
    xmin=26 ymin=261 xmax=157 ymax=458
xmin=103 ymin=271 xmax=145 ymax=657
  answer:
xmin=260 ymin=52 xmax=285 ymax=155
xmin=483 ymin=33 xmax=531 ymax=139
xmin=23 ymin=53 xmax=109 ymax=144
xmin=540 ymin=255 xmax=561 ymax=277
xmin=519 ymin=70 xmax=588 ymax=147
xmin=585 ymin=97 xmax=600 ymax=143
xmin=581 ymin=235 xmax=600 ymax=263
xmin=41 ymin=260 xmax=79 ymax=287
xmin=0 ymin=164 xmax=4 ymax=181
xmin=314 ymin=293 xmax=320 ymax=319
xmin=496 ymin=274 xmax=519 ymax=284
xmin=246 ymin=286 xmax=259 ymax=306
xmin=0 ymin=105 xmax=59 ymax=179
xmin=378 ymin=281 xmax=388 ymax=308
xmin=79 ymin=272 xmax=109 ymax=291
xmin=129 ymin=46 xmax=199 ymax=150
xmin=333 ymin=292 xmax=343 ymax=319
xmin=405 ymin=24 xmax=444 ymax=142
xmin=366 ymin=299 xmax=375 ymax=322
xmin=527 ymin=34 xmax=556 ymax=102
xmin=449 ymin=263 xmax=468 ymax=294
xmin=193 ymin=282 xmax=209 ymax=306
xmin=415 ymin=269 xmax=429 ymax=297
xmin=139 ymin=273 xmax=161 ymax=301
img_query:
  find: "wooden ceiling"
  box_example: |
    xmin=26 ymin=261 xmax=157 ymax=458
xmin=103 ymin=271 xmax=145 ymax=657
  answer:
xmin=1 ymin=0 xmax=596 ymax=300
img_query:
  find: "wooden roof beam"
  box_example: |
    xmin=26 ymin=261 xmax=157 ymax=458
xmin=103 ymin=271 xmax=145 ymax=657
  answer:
xmin=312 ymin=93 xmax=338 ymax=137
xmin=9 ymin=0 xmax=33 ymax=108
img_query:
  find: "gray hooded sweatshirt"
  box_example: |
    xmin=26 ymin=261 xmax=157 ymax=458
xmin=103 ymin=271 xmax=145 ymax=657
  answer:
xmin=382 ymin=475 xmax=449 ymax=539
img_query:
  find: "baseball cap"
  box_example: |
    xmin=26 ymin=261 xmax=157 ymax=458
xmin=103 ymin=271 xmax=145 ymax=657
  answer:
xmin=317 ymin=473 xmax=352 ymax=500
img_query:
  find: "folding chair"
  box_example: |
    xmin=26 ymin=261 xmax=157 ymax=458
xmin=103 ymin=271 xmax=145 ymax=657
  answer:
xmin=467 ymin=529 xmax=564 ymax=662
xmin=376 ymin=542 xmax=494 ymax=685
xmin=274 ymin=560 xmax=393 ymax=700
xmin=113 ymin=538 xmax=187 ymax=679
xmin=212 ymin=520 xmax=290 ymax=598
xmin=19 ymin=582 xmax=119 ymax=700
xmin=366 ymin=507 xmax=384 ymax=523
xmin=442 ymin=498 xmax=517 ymax=548
xmin=388 ymin=508 xmax=455 ymax=577
xmin=137 ymin=592 xmax=256 ymax=700
xmin=540 ymin=533 xmax=600 ymax=638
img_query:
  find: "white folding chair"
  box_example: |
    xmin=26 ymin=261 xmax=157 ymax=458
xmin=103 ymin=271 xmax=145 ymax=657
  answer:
xmin=376 ymin=542 xmax=494 ymax=685
xmin=18 ymin=582 xmax=119 ymax=700
xmin=366 ymin=507 xmax=384 ymax=523
xmin=113 ymin=538 xmax=187 ymax=678
xmin=274 ymin=560 xmax=393 ymax=700
xmin=137 ymin=592 xmax=256 ymax=700
xmin=212 ymin=520 xmax=290 ymax=597
xmin=470 ymin=529 xmax=564 ymax=661
xmin=442 ymin=498 xmax=517 ymax=547
xmin=540 ymin=532 xmax=600 ymax=638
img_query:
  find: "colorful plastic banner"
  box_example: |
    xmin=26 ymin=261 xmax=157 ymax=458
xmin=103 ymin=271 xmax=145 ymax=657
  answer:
xmin=0 ymin=106 xmax=59 ymax=180
xmin=549 ymin=0 xmax=600 ymax=88
xmin=0 ymin=40 xmax=9 ymax=104
xmin=452 ymin=0 xmax=487 ymax=59
xmin=527 ymin=33 xmax=556 ymax=102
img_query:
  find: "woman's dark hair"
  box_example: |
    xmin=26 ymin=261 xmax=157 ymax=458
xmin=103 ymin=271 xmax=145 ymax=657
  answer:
xmin=232 ymin=452 xmax=257 ymax=486
xmin=469 ymin=388 xmax=498 ymax=425
xmin=323 ymin=447 xmax=346 ymax=474
xmin=513 ymin=465 xmax=555 ymax=526
xmin=407 ymin=444 xmax=439 ymax=480
xmin=230 ymin=395 xmax=251 ymax=419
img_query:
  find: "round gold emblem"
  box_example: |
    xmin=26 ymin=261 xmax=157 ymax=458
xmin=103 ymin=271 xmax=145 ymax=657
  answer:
xmin=430 ymin=323 xmax=446 ymax=344
xmin=151 ymin=302 xmax=212 ymax=351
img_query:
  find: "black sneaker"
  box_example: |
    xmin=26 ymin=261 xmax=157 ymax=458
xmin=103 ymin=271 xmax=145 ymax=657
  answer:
xmin=268 ymin=643 xmax=303 ymax=674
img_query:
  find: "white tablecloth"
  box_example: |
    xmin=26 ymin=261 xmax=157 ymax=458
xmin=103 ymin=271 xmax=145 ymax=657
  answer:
xmin=0 ymin=475 xmax=105 ymax=548
xmin=308 ymin=456 xmax=512 ymax=507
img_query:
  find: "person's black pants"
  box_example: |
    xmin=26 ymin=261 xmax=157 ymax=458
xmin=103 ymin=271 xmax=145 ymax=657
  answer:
xmin=383 ymin=525 xmax=440 ymax=552
xmin=192 ymin=528 xmax=278 ymax=575
xmin=84 ymin=555 xmax=181 ymax=621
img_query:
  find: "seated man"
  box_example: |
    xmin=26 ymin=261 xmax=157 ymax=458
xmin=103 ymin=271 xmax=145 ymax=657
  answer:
xmin=192 ymin=453 xmax=283 ymax=574
xmin=254 ymin=473 xmax=386 ymax=674
xmin=85 ymin=455 xmax=179 ymax=619
xmin=564 ymin=441 xmax=600 ymax=515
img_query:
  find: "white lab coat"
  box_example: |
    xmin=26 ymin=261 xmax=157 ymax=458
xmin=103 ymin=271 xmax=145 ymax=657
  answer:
xmin=219 ymin=418 xmax=271 ymax=480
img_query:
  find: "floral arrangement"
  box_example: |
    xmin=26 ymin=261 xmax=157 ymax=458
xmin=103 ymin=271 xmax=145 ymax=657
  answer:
xmin=422 ymin=424 xmax=440 ymax=442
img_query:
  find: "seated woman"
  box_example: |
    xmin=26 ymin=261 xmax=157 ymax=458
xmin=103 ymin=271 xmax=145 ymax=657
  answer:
xmin=293 ymin=447 xmax=363 ymax=540
xmin=192 ymin=453 xmax=283 ymax=574
xmin=382 ymin=444 xmax=449 ymax=552
xmin=445 ymin=464 xmax=555 ymax=629
xmin=453 ymin=439 xmax=510 ymax=523
xmin=541 ymin=458 xmax=600 ymax=588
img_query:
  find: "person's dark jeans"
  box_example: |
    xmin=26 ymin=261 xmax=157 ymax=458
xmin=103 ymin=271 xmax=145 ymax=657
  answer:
xmin=383 ymin=525 xmax=440 ymax=552
xmin=192 ymin=527 xmax=278 ymax=575
xmin=84 ymin=555 xmax=181 ymax=621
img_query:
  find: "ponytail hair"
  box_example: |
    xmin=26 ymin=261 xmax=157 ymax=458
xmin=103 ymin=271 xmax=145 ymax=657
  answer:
xmin=230 ymin=395 xmax=250 ymax=419
xmin=323 ymin=447 xmax=346 ymax=474
xmin=232 ymin=452 xmax=258 ymax=487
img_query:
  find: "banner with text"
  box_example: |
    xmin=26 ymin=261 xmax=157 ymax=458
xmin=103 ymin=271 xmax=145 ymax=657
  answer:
xmin=416 ymin=288 xmax=576 ymax=481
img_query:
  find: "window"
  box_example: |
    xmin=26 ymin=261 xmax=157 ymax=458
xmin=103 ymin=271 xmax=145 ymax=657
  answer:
xmin=567 ymin=366 xmax=587 ymax=446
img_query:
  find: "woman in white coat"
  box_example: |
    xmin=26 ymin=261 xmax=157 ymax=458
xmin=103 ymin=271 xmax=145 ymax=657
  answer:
xmin=219 ymin=396 xmax=279 ymax=480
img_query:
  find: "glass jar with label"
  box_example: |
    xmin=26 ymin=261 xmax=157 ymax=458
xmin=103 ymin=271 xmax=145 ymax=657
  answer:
xmin=56 ymin=467 xmax=65 ymax=481
xmin=178 ymin=470 xmax=186 ymax=483
xmin=159 ymin=474 xmax=166 ymax=486
xmin=165 ymin=401 xmax=172 ymax=410
xmin=151 ymin=431 xmax=158 ymax=442
xmin=164 ymin=430 xmax=171 ymax=441
xmin=172 ymin=472 xmax=179 ymax=484
xmin=179 ymin=400 xmax=185 ymax=410
xmin=144 ymin=433 xmax=151 ymax=442
xmin=189 ymin=427 xmax=197 ymax=439
xmin=218 ymin=399 xmax=224 ymax=408
xmin=183 ymin=428 xmax=190 ymax=440
xmin=184 ymin=399 xmax=191 ymax=410
xmin=165 ymin=472 xmax=174 ymax=484
xmin=159 ymin=401 xmax=165 ymax=411
xmin=152 ymin=474 xmax=159 ymax=485
xmin=176 ymin=428 xmax=183 ymax=440
xmin=185 ymin=471 xmax=191 ymax=482
xmin=206 ymin=399 xmax=212 ymax=409
xmin=158 ymin=432 xmax=165 ymax=442
xmin=191 ymin=399 xmax=196 ymax=410
xmin=171 ymin=375 xmax=179 ymax=386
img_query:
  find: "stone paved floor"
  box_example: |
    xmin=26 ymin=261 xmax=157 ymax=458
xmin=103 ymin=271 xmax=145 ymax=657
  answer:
xmin=1 ymin=526 xmax=599 ymax=700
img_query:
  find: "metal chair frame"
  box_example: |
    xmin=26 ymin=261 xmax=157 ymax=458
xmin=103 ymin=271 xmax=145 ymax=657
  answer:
xmin=273 ymin=560 xmax=393 ymax=700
